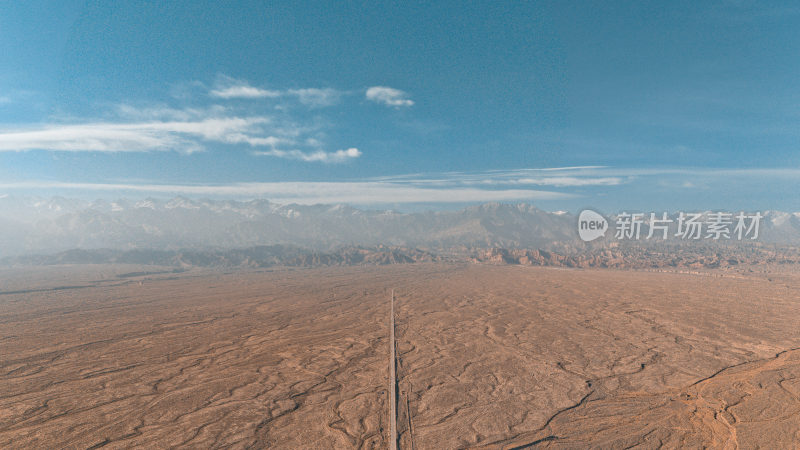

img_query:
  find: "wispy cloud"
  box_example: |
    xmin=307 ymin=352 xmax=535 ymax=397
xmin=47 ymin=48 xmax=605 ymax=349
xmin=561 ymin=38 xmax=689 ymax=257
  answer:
xmin=0 ymin=76 xmax=421 ymax=163
xmin=366 ymin=86 xmax=414 ymax=107
xmin=114 ymin=104 xmax=230 ymax=121
xmin=371 ymin=166 xmax=626 ymax=187
xmin=7 ymin=166 xmax=796 ymax=205
xmin=209 ymin=75 xmax=281 ymax=99
xmin=209 ymin=75 xmax=343 ymax=107
xmin=0 ymin=84 xmax=359 ymax=162
xmin=210 ymin=85 xmax=281 ymax=99
xmin=507 ymin=176 xmax=623 ymax=187
xmin=0 ymin=180 xmax=570 ymax=205
xmin=288 ymin=88 xmax=342 ymax=107
xmin=253 ymin=147 xmax=361 ymax=163
xmin=0 ymin=117 xmax=270 ymax=153
xmin=0 ymin=112 xmax=357 ymax=162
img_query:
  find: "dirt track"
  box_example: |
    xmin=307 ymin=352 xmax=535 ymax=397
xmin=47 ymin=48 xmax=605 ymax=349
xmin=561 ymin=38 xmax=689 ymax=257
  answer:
xmin=1 ymin=264 xmax=799 ymax=448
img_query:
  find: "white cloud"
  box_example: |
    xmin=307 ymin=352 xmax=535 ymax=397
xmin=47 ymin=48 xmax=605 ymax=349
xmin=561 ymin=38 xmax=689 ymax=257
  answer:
xmin=209 ymin=75 xmax=281 ymax=99
xmin=0 ymin=117 xmax=270 ymax=154
xmin=0 ymin=103 xmax=352 ymax=161
xmin=115 ymin=104 xmax=229 ymax=121
xmin=0 ymin=123 xmax=188 ymax=153
xmin=6 ymin=166 xmax=799 ymax=206
xmin=366 ymin=86 xmax=414 ymax=107
xmin=0 ymin=180 xmax=570 ymax=204
xmin=370 ymin=167 xmax=626 ymax=187
xmin=209 ymin=75 xmax=342 ymax=106
xmin=210 ymin=85 xmax=281 ymax=99
xmin=508 ymin=176 xmax=623 ymax=187
xmin=0 ymin=77 xmax=418 ymax=161
xmin=236 ymin=135 xmax=287 ymax=147
xmin=253 ymin=147 xmax=361 ymax=163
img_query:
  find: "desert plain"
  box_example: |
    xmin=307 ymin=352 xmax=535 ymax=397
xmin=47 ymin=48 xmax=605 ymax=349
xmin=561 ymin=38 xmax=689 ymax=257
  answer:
xmin=1 ymin=263 xmax=800 ymax=448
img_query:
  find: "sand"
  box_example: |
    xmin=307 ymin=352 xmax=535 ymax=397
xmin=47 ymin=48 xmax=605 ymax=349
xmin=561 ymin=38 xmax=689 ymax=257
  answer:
xmin=1 ymin=264 xmax=799 ymax=448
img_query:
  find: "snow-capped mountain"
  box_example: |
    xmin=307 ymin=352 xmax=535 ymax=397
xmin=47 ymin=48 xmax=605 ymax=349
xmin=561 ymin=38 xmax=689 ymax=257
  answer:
xmin=0 ymin=196 xmax=798 ymax=257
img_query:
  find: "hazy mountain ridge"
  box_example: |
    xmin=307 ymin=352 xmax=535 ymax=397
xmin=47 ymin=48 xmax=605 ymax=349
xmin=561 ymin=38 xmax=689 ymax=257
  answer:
xmin=1 ymin=196 xmax=800 ymax=258
xmin=2 ymin=245 xmax=444 ymax=268
xmin=0 ymin=196 xmax=578 ymax=256
xmin=6 ymin=242 xmax=800 ymax=271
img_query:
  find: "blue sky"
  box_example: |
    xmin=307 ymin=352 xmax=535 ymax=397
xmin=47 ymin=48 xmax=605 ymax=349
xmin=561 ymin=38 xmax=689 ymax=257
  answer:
xmin=1 ymin=0 xmax=799 ymax=212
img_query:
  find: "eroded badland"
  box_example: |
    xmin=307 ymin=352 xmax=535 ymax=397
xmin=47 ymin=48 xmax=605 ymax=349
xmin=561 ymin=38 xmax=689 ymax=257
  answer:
xmin=1 ymin=264 xmax=800 ymax=448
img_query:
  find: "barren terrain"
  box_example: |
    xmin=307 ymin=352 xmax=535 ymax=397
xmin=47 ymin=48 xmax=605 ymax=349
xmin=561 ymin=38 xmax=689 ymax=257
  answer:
xmin=1 ymin=264 xmax=799 ymax=448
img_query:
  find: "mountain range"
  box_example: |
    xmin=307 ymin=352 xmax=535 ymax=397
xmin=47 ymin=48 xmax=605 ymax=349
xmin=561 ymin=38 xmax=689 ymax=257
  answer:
xmin=1 ymin=196 xmax=800 ymax=259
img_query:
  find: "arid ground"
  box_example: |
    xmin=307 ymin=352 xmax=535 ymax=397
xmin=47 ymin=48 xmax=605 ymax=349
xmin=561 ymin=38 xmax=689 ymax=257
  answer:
xmin=1 ymin=263 xmax=800 ymax=448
